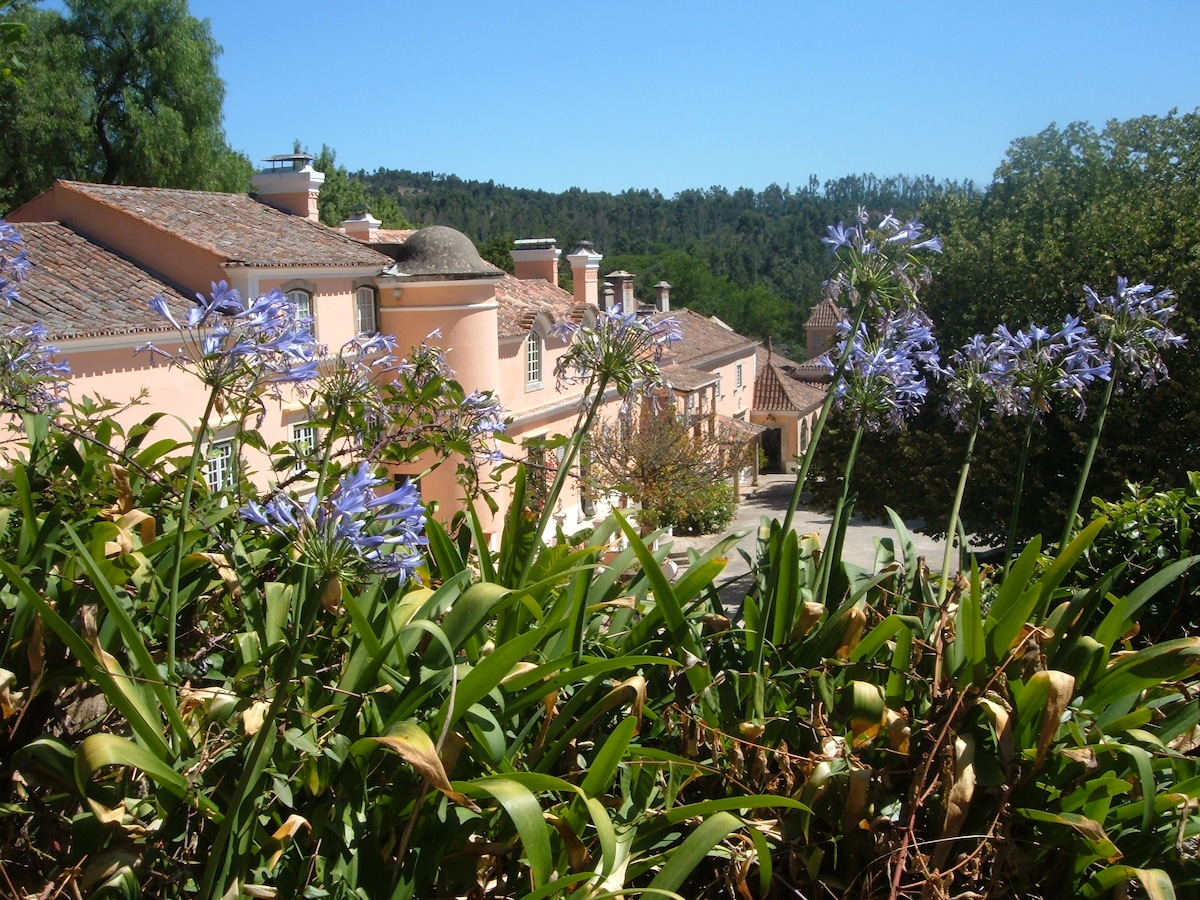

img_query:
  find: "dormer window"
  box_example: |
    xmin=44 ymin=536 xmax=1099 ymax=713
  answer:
xmin=287 ymin=288 xmax=313 ymax=322
xmin=526 ymin=331 xmax=543 ymax=389
xmin=356 ymin=286 xmax=378 ymax=335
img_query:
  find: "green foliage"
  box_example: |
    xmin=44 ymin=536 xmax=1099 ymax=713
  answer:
xmin=831 ymin=109 xmax=1200 ymax=539
xmin=353 ymin=167 xmax=970 ymax=359
xmin=1080 ymin=473 xmax=1200 ymax=642
xmin=305 ymin=142 xmax=411 ymax=229
xmin=643 ymin=478 xmax=736 ymax=536
xmin=0 ymin=0 xmax=251 ymax=211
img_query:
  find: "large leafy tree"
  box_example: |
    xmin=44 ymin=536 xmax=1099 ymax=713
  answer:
xmin=811 ymin=110 xmax=1200 ymax=542
xmin=0 ymin=0 xmax=250 ymax=211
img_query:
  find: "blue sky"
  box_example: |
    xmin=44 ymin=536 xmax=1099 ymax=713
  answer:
xmin=189 ymin=0 xmax=1200 ymax=195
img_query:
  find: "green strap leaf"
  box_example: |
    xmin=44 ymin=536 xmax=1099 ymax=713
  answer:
xmin=647 ymin=810 xmax=742 ymax=893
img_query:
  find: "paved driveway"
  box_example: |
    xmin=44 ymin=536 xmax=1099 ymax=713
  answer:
xmin=665 ymin=473 xmax=955 ymax=596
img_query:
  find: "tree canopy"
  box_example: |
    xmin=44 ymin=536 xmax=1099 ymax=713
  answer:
xmin=0 ymin=0 xmax=250 ymax=212
xmin=810 ymin=110 xmax=1200 ymax=541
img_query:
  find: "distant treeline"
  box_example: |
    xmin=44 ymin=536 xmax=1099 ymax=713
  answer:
xmin=354 ymin=168 xmax=977 ymax=360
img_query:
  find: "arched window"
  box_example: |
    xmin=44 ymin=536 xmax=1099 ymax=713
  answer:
xmin=356 ymin=286 xmax=378 ymax=335
xmin=526 ymin=331 xmax=543 ymax=389
xmin=286 ymin=288 xmax=313 ymax=322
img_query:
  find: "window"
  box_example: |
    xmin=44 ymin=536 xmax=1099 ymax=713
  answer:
xmin=526 ymin=332 xmax=543 ymax=388
xmin=205 ymin=440 xmax=234 ymax=491
xmin=292 ymin=422 xmax=317 ymax=472
xmin=287 ymin=288 xmax=313 ymax=322
xmin=735 ymin=363 xmax=744 ymax=390
xmin=356 ymin=286 xmax=377 ymax=335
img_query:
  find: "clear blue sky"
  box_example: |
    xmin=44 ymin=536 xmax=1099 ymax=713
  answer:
xmin=189 ymin=0 xmax=1200 ymax=196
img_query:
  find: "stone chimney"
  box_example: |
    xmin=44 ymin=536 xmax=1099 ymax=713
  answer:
xmin=511 ymin=238 xmax=560 ymax=283
xmin=602 ymin=284 xmax=615 ymax=312
xmin=605 ymin=271 xmax=636 ymax=312
xmin=252 ymin=153 xmax=325 ymax=222
xmin=567 ymin=241 xmax=603 ymax=308
xmin=342 ymin=206 xmax=381 ymax=241
xmin=654 ymin=281 xmax=671 ymax=313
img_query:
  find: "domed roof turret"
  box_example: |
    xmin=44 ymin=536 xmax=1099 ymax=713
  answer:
xmin=388 ymin=225 xmax=504 ymax=280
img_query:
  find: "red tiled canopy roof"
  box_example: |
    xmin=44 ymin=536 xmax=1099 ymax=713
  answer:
xmin=753 ymin=347 xmax=827 ymax=411
xmin=56 ymin=181 xmax=392 ymax=269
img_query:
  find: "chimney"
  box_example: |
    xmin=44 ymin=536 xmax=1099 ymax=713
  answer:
xmin=342 ymin=206 xmax=381 ymax=241
xmin=602 ymin=284 xmax=615 ymax=312
xmin=511 ymin=238 xmax=560 ymax=283
xmin=654 ymin=281 xmax=671 ymax=313
xmin=605 ymin=271 xmax=635 ymax=312
xmin=252 ymin=153 xmax=325 ymax=222
xmin=567 ymin=241 xmax=603 ymax=308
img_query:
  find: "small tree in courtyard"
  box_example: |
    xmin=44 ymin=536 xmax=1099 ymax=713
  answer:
xmin=586 ymin=402 xmax=745 ymax=534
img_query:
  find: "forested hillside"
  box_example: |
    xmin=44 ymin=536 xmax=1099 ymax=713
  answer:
xmin=355 ymin=168 xmax=974 ymax=359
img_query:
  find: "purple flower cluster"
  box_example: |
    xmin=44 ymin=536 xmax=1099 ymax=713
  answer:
xmin=979 ymin=316 xmax=1108 ymax=422
xmin=0 ymin=222 xmax=30 ymax=307
xmin=552 ymin=304 xmax=683 ymax=400
xmin=821 ymin=207 xmax=943 ymax=311
xmin=825 ymin=308 xmax=942 ymax=432
xmin=1 ymin=322 xmax=71 ymax=414
xmin=241 ymin=461 xmax=426 ymax=582
xmin=138 ymin=282 xmax=320 ymax=405
xmin=1084 ymin=277 xmax=1186 ymax=390
xmin=310 ymin=331 xmax=399 ymax=443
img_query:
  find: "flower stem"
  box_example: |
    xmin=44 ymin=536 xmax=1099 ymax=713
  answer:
xmin=521 ymin=373 xmax=610 ymax=581
xmin=1060 ymin=374 xmax=1116 ymax=551
xmin=781 ymin=300 xmax=869 ymax=536
xmin=167 ymin=383 xmax=222 ymax=684
xmin=939 ymin=402 xmax=982 ymax=605
xmin=1003 ymin=407 xmax=1038 ymax=576
xmin=816 ymin=423 xmax=864 ymax=608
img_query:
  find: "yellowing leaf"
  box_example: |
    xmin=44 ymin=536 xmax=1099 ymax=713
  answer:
xmin=368 ymin=721 xmax=480 ymax=811
xmin=268 ymin=814 xmax=311 ymax=868
xmin=242 ymin=700 xmax=270 ymax=736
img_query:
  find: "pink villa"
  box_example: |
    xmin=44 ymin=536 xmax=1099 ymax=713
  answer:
xmin=3 ymin=155 xmax=826 ymax=539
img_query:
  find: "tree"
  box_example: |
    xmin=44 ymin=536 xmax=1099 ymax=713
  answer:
xmin=306 ymin=143 xmax=411 ymax=230
xmin=587 ymin=405 xmax=744 ymax=535
xmin=0 ymin=0 xmax=250 ymax=211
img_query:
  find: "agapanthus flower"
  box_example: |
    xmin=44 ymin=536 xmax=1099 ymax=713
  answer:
xmin=990 ymin=316 xmax=1111 ymax=420
xmin=241 ymin=461 xmax=426 ymax=583
xmin=305 ymin=331 xmax=399 ymax=448
xmin=824 ymin=307 xmax=942 ymax=432
xmin=942 ymin=331 xmax=1012 ymax=429
xmin=138 ymin=283 xmax=319 ymax=420
xmin=0 ymin=322 xmax=71 ymax=415
xmin=0 ymin=222 xmax=31 ymax=308
xmin=1083 ymin=277 xmax=1185 ymax=390
xmin=553 ymin=304 xmax=682 ymax=402
xmin=820 ymin=210 xmax=943 ymax=312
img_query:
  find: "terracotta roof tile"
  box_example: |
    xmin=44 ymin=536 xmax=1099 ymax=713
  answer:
xmin=661 ymin=363 xmax=719 ymax=391
xmin=0 ymin=222 xmax=189 ymax=340
xmin=494 ymin=275 xmax=581 ymax=338
xmin=58 ymin=181 xmax=392 ymax=269
xmin=655 ymin=308 xmax=757 ymax=366
xmin=806 ymin=297 xmax=844 ymax=328
xmin=753 ymin=347 xmax=827 ymax=411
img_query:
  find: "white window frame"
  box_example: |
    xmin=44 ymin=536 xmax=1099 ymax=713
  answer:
xmin=355 ymin=286 xmax=378 ymax=335
xmin=291 ymin=421 xmax=317 ymax=473
xmin=205 ymin=440 xmax=234 ymax=491
xmin=735 ymin=363 xmax=744 ymax=390
xmin=287 ymin=288 xmax=313 ymax=322
xmin=526 ymin=331 xmax=544 ymax=389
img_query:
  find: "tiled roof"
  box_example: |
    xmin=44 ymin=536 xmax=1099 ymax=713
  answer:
xmin=0 ymin=222 xmax=188 ymax=340
xmin=494 ymin=275 xmax=583 ymax=338
xmin=806 ymin=297 xmax=844 ymax=328
xmin=656 ymin=308 xmax=757 ymax=366
xmin=753 ymin=347 xmax=827 ymax=411
xmin=661 ymin=363 xmax=718 ymax=391
xmin=55 ymin=181 xmax=392 ymax=269
xmin=368 ymin=228 xmax=417 ymax=244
